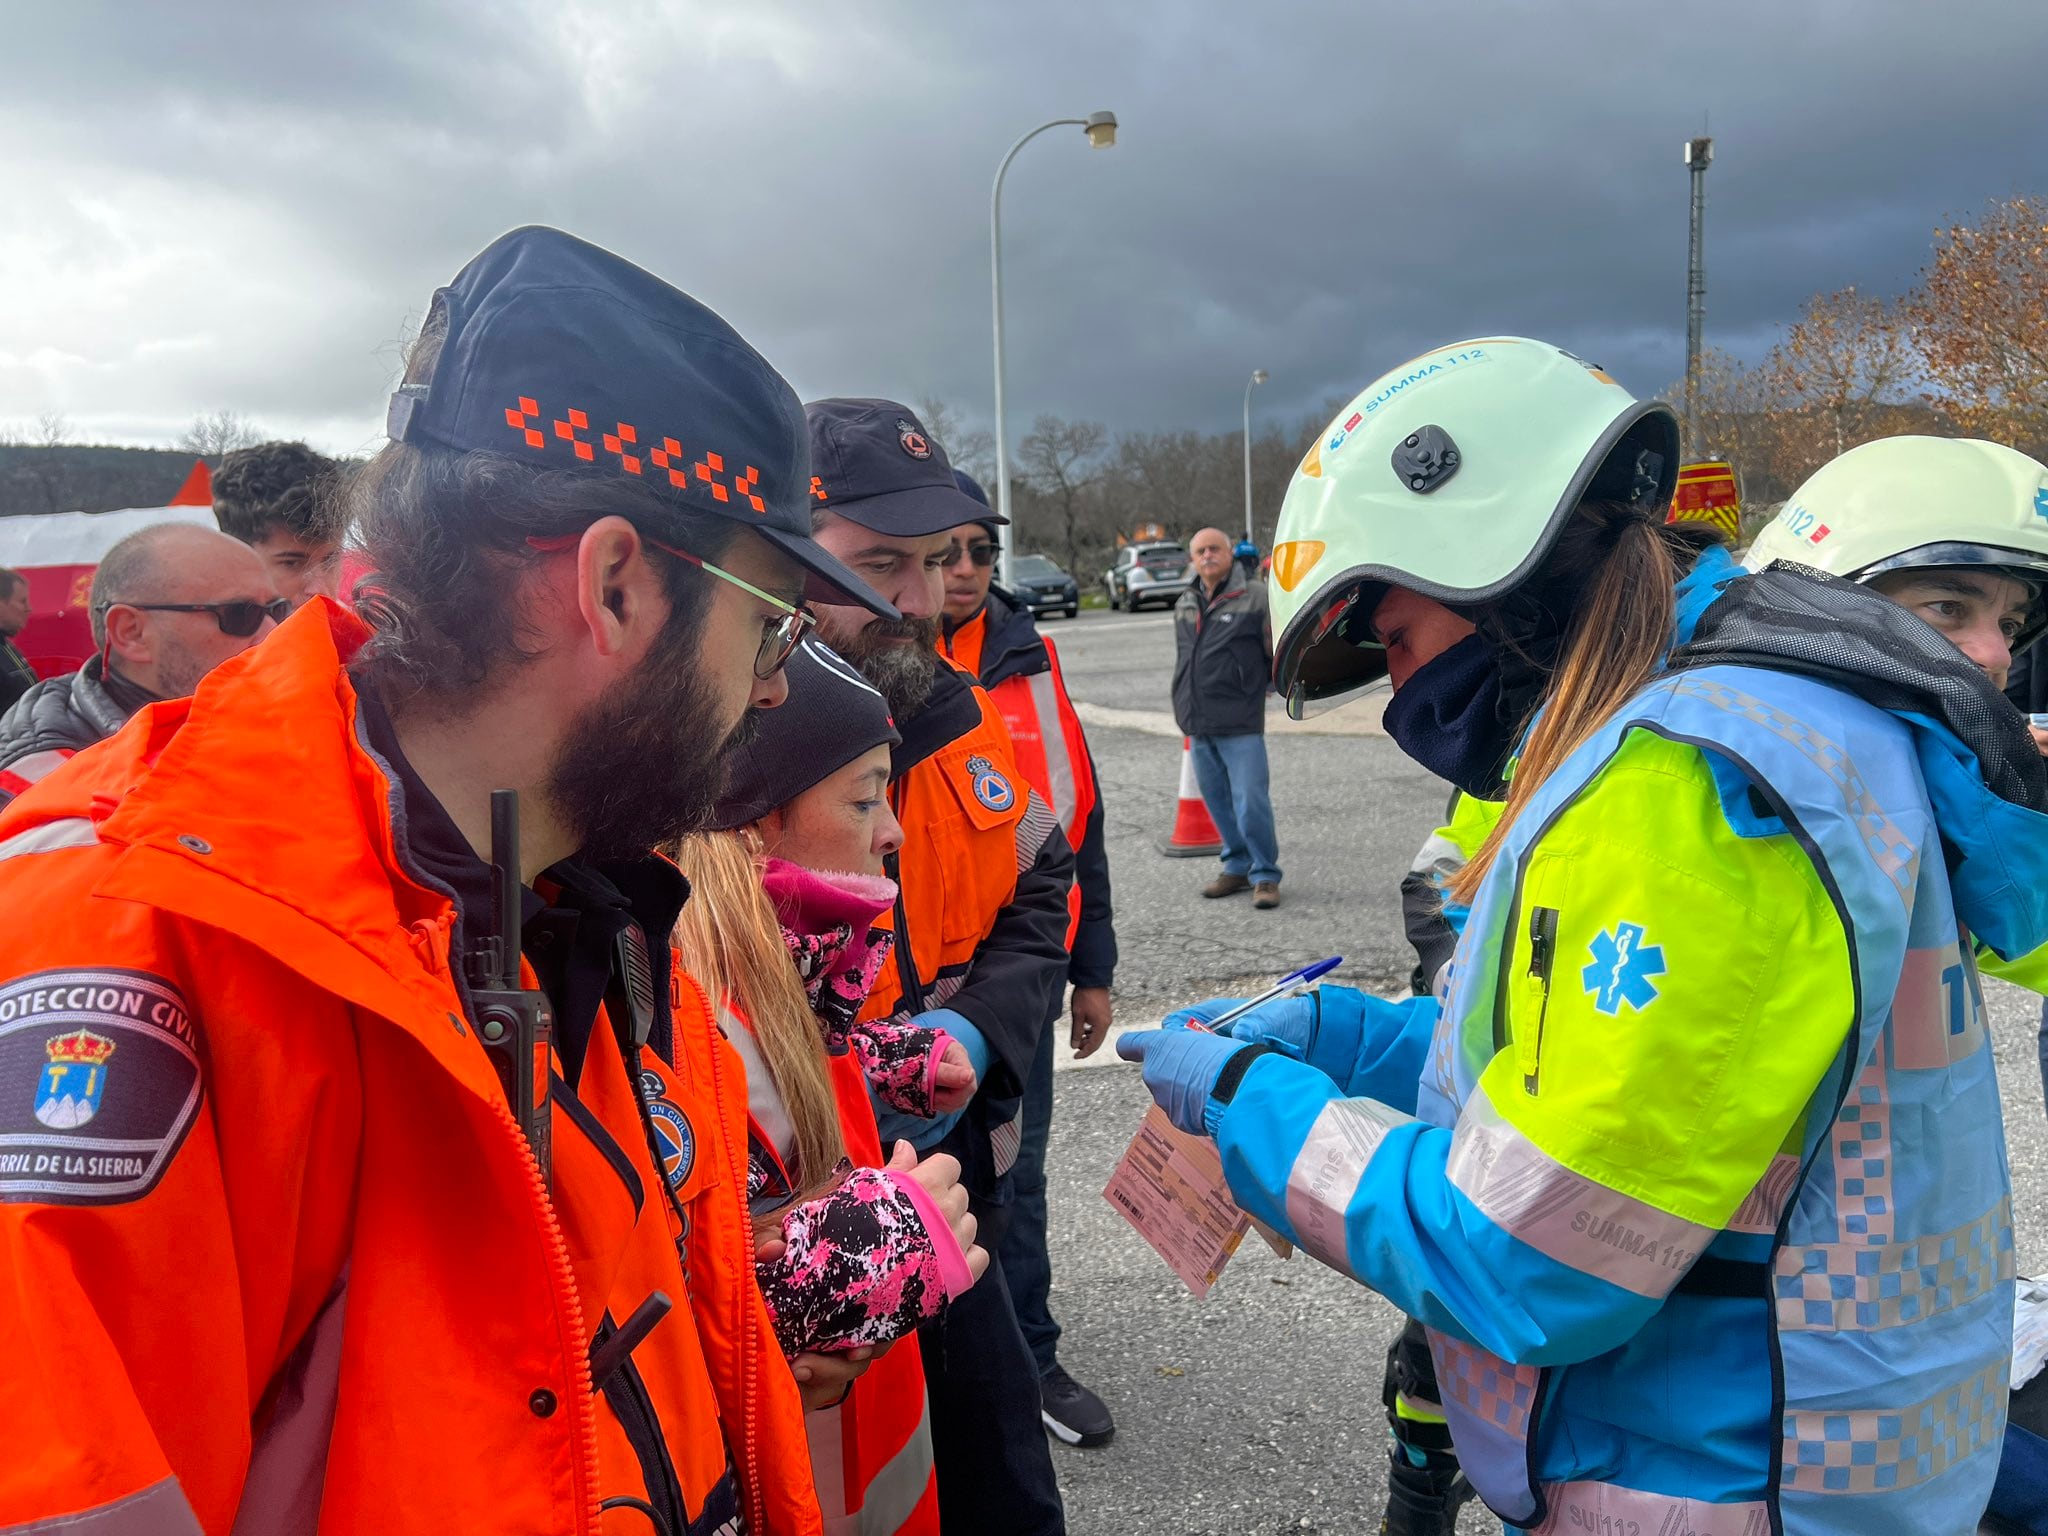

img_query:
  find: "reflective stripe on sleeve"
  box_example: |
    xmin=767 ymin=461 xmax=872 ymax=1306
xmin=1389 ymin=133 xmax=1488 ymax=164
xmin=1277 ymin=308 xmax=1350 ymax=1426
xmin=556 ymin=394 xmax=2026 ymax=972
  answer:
xmin=2 ymin=1479 xmax=204 ymax=1535
xmin=1013 ymin=791 xmax=1056 ymax=874
xmin=1446 ymin=1090 xmax=1716 ymax=1299
xmin=0 ymin=816 xmax=99 ymax=863
xmin=1283 ymin=1097 xmax=1412 ymax=1277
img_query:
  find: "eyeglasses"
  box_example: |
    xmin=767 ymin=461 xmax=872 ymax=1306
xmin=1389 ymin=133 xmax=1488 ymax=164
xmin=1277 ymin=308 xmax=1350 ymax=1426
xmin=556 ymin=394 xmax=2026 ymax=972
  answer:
xmin=525 ymin=533 xmax=816 ymax=679
xmin=100 ymin=599 xmax=290 ymax=637
xmin=954 ymin=541 xmax=997 ymax=569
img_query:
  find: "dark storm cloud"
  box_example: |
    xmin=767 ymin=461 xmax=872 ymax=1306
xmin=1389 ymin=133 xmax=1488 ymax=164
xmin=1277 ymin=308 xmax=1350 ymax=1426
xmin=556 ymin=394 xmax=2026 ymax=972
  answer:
xmin=4 ymin=0 xmax=2045 ymax=453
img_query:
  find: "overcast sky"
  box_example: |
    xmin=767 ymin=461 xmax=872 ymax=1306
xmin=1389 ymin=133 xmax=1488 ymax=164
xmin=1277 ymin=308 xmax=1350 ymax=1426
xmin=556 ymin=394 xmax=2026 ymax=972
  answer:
xmin=4 ymin=0 xmax=2044 ymax=459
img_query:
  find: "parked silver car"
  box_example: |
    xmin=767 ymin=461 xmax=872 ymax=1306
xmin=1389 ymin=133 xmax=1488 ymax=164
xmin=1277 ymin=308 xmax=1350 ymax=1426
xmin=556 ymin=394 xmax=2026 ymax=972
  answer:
xmin=1102 ymin=542 xmax=1192 ymax=611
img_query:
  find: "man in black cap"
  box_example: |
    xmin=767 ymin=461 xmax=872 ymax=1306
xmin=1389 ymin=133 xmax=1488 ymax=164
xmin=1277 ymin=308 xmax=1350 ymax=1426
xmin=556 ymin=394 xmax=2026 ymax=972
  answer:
xmin=0 ymin=226 xmax=887 ymax=1535
xmin=938 ymin=471 xmax=1119 ymax=1451
xmin=805 ymin=398 xmax=1075 ymax=1535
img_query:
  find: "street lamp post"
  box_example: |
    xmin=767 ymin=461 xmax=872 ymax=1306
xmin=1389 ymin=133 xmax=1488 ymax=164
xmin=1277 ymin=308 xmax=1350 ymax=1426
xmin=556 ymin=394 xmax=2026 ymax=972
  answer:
xmin=1241 ymin=368 xmax=1268 ymax=547
xmin=991 ymin=110 xmax=1117 ymax=585
xmin=1682 ymin=136 xmax=1713 ymax=458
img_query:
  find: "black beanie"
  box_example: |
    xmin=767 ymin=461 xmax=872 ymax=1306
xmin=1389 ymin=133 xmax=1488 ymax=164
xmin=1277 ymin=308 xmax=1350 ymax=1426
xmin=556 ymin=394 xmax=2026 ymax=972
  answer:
xmin=708 ymin=638 xmax=901 ymax=830
xmin=953 ymin=468 xmax=1003 ymax=539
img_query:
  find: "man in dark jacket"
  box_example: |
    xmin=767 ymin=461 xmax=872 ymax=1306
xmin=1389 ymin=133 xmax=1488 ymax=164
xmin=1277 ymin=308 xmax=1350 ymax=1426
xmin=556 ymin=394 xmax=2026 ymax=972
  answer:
xmin=1172 ymin=525 xmax=1281 ymax=907
xmin=0 ymin=570 xmax=38 ymax=713
xmin=807 ymin=398 xmax=1075 ymax=1536
xmin=0 ymin=524 xmax=281 ymax=807
xmin=940 ymin=474 xmax=1119 ymax=1448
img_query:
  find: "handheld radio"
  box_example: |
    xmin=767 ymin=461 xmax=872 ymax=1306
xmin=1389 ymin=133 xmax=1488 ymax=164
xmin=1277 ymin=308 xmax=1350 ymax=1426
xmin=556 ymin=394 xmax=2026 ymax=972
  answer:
xmin=469 ymin=789 xmax=554 ymax=1188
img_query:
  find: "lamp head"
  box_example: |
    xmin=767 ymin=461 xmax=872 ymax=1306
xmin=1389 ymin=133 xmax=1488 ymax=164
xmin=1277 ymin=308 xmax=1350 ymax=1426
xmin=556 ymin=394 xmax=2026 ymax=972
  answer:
xmin=1084 ymin=111 xmax=1118 ymax=149
xmin=1252 ymin=369 xmax=1269 ymax=385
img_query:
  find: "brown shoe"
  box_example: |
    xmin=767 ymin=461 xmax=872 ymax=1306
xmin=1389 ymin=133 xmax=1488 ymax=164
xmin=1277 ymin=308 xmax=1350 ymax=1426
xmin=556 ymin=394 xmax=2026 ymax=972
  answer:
xmin=1202 ymin=873 xmax=1251 ymax=899
xmin=1253 ymin=882 xmax=1281 ymax=910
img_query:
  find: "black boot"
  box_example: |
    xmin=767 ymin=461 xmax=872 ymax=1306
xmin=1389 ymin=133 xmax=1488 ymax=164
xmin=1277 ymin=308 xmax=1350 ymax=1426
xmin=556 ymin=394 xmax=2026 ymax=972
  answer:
xmin=1379 ymin=1316 xmax=1471 ymax=1536
xmin=1379 ymin=1434 xmax=1472 ymax=1536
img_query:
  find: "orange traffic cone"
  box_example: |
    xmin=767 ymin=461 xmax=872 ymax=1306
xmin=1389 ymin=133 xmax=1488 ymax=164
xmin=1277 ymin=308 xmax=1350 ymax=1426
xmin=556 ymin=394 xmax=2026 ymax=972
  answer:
xmin=1157 ymin=738 xmax=1225 ymax=857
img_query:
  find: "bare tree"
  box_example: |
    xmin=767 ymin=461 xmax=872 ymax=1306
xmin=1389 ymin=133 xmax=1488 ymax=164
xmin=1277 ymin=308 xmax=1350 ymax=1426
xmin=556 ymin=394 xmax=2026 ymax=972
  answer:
xmin=1114 ymin=430 xmax=1222 ymax=540
xmin=177 ymin=409 xmax=264 ymax=458
xmin=914 ymin=395 xmax=996 ymax=489
xmin=0 ymin=412 xmax=73 ymax=512
xmin=1017 ymin=414 xmax=1107 ymax=573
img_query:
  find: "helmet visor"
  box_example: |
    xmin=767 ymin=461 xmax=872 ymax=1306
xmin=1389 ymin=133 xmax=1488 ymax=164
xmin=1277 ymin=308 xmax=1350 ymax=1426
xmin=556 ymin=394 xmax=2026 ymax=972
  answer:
xmin=1856 ymin=541 xmax=2048 ymax=654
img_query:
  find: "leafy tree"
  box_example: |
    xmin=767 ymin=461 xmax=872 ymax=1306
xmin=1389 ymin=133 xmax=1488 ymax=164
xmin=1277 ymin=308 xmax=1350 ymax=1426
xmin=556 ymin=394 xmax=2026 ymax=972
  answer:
xmin=1909 ymin=194 xmax=2048 ymax=456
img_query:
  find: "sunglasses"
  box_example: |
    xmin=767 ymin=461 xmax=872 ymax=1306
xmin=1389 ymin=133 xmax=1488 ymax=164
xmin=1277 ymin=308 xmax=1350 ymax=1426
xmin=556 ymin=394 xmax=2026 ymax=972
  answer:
xmin=525 ymin=533 xmax=816 ymax=680
xmin=955 ymin=541 xmax=997 ymax=568
xmin=105 ymin=599 xmax=291 ymax=637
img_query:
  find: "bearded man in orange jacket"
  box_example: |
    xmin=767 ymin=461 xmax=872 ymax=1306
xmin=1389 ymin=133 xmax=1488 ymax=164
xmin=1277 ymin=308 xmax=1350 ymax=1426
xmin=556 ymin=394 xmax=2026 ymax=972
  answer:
xmin=0 ymin=227 xmax=898 ymax=1536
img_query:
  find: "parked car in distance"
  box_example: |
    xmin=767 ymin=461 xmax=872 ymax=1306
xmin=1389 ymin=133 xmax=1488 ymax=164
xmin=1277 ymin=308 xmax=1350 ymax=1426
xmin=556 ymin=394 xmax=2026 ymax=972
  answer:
xmin=1007 ymin=553 xmax=1080 ymax=619
xmin=1102 ymin=542 xmax=1192 ymax=611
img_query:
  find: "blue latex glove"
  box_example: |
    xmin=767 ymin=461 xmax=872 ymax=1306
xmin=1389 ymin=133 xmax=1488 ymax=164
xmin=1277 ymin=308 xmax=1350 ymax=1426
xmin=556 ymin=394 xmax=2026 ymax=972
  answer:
xmin=1115 ymin=1025 xmax=1253 ymax=1138
xmin=1169 ymin=986 xmax=1387 ymax=1092
xmin=870 ymin=1009 xmax=985 ymax=1152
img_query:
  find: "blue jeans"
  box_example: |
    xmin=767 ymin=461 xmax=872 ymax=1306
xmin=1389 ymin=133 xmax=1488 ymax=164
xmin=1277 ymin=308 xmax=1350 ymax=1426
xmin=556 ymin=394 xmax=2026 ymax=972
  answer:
xmin=996 ymin=1001 xmax=1060 ymax=1375
xmin=1190 ymin=732 xmax=1281 ymax=886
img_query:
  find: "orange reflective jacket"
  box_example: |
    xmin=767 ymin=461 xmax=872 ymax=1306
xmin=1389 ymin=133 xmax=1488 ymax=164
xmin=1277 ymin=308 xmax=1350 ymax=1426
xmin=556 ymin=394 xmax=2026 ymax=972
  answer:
xmin=939 ymin=608 xmax=1095 ymax=947
xmin=860 ymin=663 xmax=1045 ymax=1025
xmin=810 ymin=1052 xmax=941 ymax=1536
xmin=0 ymin=604 xmax=817 ymax=1536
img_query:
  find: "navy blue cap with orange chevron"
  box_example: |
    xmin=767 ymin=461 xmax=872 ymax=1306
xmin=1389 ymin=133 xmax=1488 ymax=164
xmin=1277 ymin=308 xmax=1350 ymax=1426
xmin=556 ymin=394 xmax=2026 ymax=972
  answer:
xmin=385 ymin=225 xmax=895 ymax=617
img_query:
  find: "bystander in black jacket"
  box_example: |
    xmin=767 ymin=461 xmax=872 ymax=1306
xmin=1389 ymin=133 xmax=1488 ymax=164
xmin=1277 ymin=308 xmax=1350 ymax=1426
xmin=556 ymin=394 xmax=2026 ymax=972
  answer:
xmin=0 ymin=636 xmax=37 ymax=715
xmin=1171 ymin=568 xmax=1271 ymax=737
xmin=0 ymin=658 xmax=154 ymax=807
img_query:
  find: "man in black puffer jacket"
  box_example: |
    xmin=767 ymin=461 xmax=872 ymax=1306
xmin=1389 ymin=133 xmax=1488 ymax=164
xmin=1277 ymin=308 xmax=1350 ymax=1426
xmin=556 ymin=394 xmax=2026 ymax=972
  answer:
xmin=0 ymin=524 xmax=280 ymax=807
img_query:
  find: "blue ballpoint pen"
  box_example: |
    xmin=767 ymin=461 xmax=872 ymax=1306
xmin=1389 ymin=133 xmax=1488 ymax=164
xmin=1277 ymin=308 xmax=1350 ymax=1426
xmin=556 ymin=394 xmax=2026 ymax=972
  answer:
xmin=1191 ymin=956 xmax=1343 ymax=1035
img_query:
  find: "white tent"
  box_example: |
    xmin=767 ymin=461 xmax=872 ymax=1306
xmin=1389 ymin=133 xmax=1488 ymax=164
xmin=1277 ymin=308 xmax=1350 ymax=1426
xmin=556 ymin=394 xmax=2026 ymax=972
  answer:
xmin=0 ymin=503 xmax=220 ymax=569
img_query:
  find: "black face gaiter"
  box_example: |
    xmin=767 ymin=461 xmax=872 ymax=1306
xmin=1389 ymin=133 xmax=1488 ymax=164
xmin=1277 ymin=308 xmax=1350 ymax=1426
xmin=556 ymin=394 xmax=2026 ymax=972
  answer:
xmin=1380 ymin=633 xmax=1516 ymax=798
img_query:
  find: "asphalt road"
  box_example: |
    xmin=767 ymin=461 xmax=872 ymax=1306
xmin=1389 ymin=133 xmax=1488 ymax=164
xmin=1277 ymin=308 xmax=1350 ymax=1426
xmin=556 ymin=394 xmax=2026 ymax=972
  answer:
xmin=1028 ymin=607 xmax=2048 ymax=1535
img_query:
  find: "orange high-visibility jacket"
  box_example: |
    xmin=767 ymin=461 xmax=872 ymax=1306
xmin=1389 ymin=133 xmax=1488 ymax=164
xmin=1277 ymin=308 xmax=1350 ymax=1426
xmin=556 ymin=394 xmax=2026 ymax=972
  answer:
xmin=859 ymin=660 xmax=1071 ymax=1181
xmin=939 ymin=602 xmax=1098 ymax=949
xmin=0 ymin=604 xmax=818 ymax=1536
xmin=809 ymin=1051 xmax=943 ymax=1536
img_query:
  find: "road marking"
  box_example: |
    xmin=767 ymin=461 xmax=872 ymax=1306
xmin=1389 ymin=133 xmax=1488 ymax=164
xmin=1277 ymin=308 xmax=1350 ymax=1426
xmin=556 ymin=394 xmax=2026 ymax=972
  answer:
xmin=1071 ymin=699 xmax=1388 ymax=738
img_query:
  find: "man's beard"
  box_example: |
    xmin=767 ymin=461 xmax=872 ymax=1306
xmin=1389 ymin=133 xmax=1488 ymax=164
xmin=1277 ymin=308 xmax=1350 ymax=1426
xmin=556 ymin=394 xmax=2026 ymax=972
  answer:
xmin=831 ymin=615 xmax=941 ymax=718
xmin=545 ymin=613 xmax=759 ymax=863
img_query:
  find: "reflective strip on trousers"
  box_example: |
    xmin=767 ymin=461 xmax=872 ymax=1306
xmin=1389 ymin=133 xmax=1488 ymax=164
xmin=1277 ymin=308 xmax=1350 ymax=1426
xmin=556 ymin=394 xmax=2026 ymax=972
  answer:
xmin=809 ymin=1400 xmax=935 ymax=1536
xmin=1024 ymin=672 xmax=1078 ymax=838
xmin=0 ymin=1479 xmax=204 ymax=1535
xmin=1527 ymin=1478 xmax=1769 ymax=1536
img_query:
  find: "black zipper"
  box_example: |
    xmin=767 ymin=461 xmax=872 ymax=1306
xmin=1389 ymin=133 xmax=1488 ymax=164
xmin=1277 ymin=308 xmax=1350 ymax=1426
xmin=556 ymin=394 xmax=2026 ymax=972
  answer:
xmin=1522 ymin=906 xmax=1559 ymax=1095
xmin=592 ymin=1311 xmax=687 ymax=1535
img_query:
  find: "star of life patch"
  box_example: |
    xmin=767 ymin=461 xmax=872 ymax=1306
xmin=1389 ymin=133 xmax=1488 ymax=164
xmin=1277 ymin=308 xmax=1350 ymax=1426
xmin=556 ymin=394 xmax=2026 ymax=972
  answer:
xmin=0 ymin=969 xmax=202 ymax=1206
